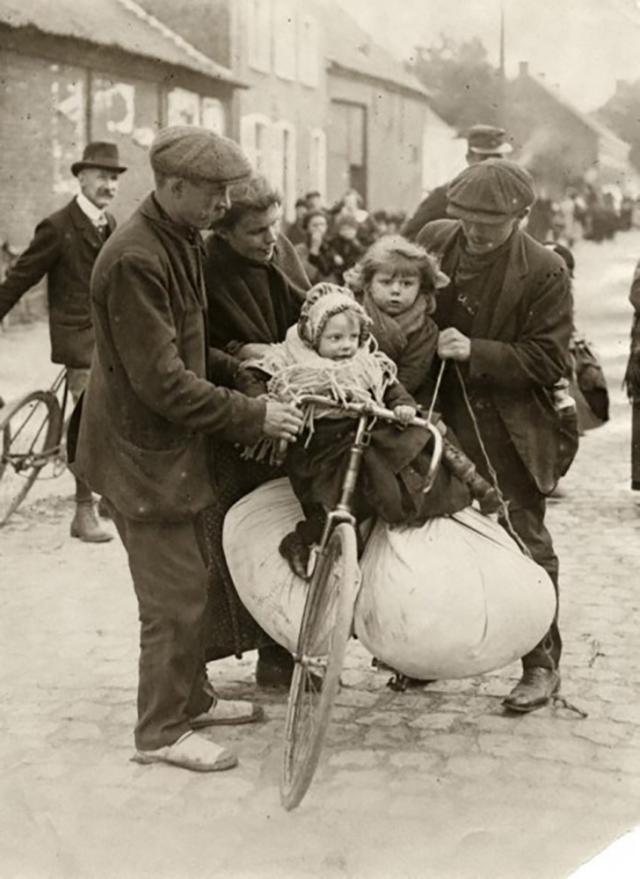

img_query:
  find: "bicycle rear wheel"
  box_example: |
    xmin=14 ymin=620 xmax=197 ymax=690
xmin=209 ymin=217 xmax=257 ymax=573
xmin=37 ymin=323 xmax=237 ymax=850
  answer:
xmin=281 ymin=522 xmax=360 ymax=810
xmin=0 ymin=390 xmax=62 ymax=525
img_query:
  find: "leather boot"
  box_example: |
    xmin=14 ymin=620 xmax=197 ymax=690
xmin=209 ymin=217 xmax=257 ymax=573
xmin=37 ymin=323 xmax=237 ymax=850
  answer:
xmin=503 ymin=667 xmax=560 ymax=713
xmin=70 ymin=501 xmax=113 ymax=543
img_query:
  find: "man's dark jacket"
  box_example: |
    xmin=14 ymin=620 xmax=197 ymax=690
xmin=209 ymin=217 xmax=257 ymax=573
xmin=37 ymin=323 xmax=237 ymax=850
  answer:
xmin=71 ymin=195 xmax=266 ymax=521
xmin=0 ymin=199 xmax=115 ymax=367
xmin=417 ymin=219 xmax=575 ymax=495
xmin=402 ymin=184 xmax=449 ymax=241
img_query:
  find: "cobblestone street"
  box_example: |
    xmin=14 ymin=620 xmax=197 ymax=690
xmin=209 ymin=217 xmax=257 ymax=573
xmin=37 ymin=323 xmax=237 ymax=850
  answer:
xmin=1 ymin=232 xmax=640 ymax=879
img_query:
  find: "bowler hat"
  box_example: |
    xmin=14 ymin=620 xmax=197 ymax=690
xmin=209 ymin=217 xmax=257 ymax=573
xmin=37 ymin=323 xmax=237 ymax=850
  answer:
xmin=71 ymin=142 xmax=127 ymax=176
xmin=447 ymin=158 xmax=536 ymax=224
xmin=149 ymin=126 xmax=251 ymax=185
xmin=467 ymin=124 xmax=513 ymax=156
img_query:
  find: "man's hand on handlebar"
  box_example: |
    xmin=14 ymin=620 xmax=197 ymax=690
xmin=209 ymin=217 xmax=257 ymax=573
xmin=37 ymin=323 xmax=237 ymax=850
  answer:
xmin=262 ymin=400 xmax=304 ymax=442
xmin=393 ymin=405 xmax=417 ymax=427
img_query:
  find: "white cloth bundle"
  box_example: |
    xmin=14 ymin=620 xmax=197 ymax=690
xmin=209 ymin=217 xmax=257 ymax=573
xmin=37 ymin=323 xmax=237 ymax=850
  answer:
xmin=223 ymin=479 xmax=556 ymax=677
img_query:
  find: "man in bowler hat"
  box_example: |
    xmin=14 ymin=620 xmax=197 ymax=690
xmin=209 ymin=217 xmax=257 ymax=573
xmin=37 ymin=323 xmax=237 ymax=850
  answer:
xmin=403 ymin=124 xmax=513 ymax=240
xmin=0 ymin=142 xmax=127 ymax=542
xmin=71 ymin=126 xmax=304 ymax=771
xmin=417 ymin=159 xmax=578 ymax=712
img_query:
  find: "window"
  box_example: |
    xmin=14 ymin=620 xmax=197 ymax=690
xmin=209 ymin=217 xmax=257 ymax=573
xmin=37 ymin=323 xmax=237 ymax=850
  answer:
xmin=167 ymin=88 xmax=200 ymax=126
xmin=274 ymin=0 xmax=296 ymax=81
xmin=272 ymin=121 xmax=297 ymax=220
xmin=240 ymin=114 xmax=272 ymax=176
xmin=92 ymin=78 xmax=135 ymax=135
xmin=248 ymin=0 xmax=271 ymax=73
xmin=309 ymin=128 xmax=327 ymax=196
xmin=201 ymin=97 xmax=225 ymax=135
xmin=298 ymin=15 xmax=319 ymax=87
xmin=167 ymin=90 xmax=226 ymax=135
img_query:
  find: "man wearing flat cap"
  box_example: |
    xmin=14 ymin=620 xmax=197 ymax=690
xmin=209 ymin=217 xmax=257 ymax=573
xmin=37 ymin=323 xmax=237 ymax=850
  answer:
xmin=0 ymin=141 xmax=127 ymax=542
xmin=417 ymin=158 xmax=578 ymax=713
xmin=403 ymin=124 xmax=513 ymax=240
xmin=70 ymin=126 xmax=303 ymax=772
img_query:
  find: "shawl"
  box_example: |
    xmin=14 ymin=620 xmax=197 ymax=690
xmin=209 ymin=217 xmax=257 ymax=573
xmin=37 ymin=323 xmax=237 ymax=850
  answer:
xmin=204 ymin=234 xmax=310 ymax=351
xmin=361 ymin=288 xmax=428 ymax=363
xmin=243 ymin=325 xmax=398 ymax=461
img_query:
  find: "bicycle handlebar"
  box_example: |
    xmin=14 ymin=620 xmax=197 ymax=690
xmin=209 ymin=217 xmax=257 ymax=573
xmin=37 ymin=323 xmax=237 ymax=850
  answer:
xmin=296 ymin=394 xmax=434 ymax=429
xmin=296 ymin=394 xmax=443 ymax=493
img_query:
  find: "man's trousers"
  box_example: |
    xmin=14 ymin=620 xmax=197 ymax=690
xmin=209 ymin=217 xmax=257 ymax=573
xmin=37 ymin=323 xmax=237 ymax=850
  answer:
xmin=111 ymin=509 xmax=215 ymax=751
xmin=66 ymin=367 xmax=94 ymax=504
xmin=502 ymin=497 xmax=562 ymax=672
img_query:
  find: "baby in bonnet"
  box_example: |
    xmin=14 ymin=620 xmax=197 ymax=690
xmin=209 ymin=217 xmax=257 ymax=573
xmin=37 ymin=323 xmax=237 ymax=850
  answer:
xmin=240 ymin=282 xmax=472 ymax=578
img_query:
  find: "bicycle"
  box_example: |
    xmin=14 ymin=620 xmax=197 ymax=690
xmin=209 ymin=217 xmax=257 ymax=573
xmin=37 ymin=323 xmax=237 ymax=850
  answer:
xmin=280 ymin=394 xmax=443 ymax=810
xmin=0 ymin=368 xmax=70 ymax=525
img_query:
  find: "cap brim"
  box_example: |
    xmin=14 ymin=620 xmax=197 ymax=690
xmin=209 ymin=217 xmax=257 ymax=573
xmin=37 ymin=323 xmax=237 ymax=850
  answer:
xmin=468 ymin=143 xmax=513 ymax=156
xmin=71 ymin=162 xmax=128 ymax=176
xmin=447 ymin=203 xmax=516 ymax=224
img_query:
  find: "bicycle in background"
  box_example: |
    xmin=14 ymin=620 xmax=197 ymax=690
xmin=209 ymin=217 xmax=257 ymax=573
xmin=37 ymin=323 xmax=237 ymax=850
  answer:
xmin=0 ymin=368 xmax=70 ymax=524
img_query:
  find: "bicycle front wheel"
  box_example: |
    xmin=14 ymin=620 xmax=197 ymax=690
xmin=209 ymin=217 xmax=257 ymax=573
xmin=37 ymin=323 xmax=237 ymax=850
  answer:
xmin=281 ymin=522 xmax=361 ymax=811
xmin=0 ymin=390 xmax=62 ymax=525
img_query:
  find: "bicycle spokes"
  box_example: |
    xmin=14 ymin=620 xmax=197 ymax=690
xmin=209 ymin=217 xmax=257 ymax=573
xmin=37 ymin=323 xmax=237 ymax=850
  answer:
xmin=0 ymin=391 xmax=62 ymax=525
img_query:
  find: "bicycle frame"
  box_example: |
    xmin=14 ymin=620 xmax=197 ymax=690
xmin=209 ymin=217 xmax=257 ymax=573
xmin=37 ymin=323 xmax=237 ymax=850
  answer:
xmin=281 ymin=394 xmax=445 ymax=807
xmin=296 ymin=393 xmax=444 ymax=592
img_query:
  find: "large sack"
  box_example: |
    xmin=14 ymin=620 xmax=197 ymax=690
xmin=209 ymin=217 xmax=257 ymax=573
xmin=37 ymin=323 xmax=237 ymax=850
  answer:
xmin=223 ymin=479 xmax=556 ymax=678
xmin=355 ymin=510 xmax=556 ymax=679
xmin=223 ymin=478 xmax=311 ymax=654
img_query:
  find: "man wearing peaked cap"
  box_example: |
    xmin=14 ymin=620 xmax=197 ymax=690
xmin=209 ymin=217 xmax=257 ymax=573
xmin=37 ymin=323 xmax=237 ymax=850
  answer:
xmin=0 ymin=141 xmax=128 ymax=543
xmin=402 ymin=123 xmax=514 ymax=240
xmin=70 ymin=126 xmax=304 ymax=772
xmin=446 ymin=158 xmax=535 ymax=224
xmin=149 ymin=125 xmax=252 ymax=184
xmin=416 ymin=157 xmax=578 ymax=714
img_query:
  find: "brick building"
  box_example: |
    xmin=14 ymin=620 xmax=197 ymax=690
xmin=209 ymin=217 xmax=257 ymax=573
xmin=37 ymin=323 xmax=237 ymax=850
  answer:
xmin=323 ymin=3 xmax=429 ymax=214
xmin=139 ymin=0 xmax=328 ymax=222
xmin=0 ymin=0 xmax=243 ymax=249
xmin=140 ymin=0 xmax=432 ymax=219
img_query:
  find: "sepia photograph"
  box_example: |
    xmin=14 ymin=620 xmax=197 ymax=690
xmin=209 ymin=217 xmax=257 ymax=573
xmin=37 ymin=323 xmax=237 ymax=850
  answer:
xmin=1 ymin=1 xmax=639 ymax=877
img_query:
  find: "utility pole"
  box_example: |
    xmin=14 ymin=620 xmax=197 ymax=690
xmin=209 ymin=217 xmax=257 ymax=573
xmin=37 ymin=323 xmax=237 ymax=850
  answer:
xmin=498 ymin=0 xmax=506 ymax=127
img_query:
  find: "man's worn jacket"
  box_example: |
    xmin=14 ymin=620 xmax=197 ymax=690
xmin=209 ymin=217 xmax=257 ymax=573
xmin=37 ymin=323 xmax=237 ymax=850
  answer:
xmin=0 ymin=199 xmax=115 ymax=368
xmin=70 ymin=195 xmax=266 ymax=521
xmin=417 ymin=219 xmax=576 ymax=495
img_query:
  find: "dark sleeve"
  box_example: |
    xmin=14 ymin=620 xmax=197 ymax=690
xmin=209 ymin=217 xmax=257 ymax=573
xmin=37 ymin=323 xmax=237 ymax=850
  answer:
xmin=402 ymin=187 xmax=449 ymax=241
xmin=396 ymin=318 xmax=439 ymax=394
xmin=469 ymin=264 xmax=573 ymax=390
xmin=383 ymin=380 xmax=418 ymax=409
xmin=105 ymin=253 xmax=266 ymax=446
xmin=207 ymin=346 xmax=246 ymax=387
xmin=235 ymin=364 xmax=269 ymax=398
xmin=0 ymin=218 xmax=60 ymax=320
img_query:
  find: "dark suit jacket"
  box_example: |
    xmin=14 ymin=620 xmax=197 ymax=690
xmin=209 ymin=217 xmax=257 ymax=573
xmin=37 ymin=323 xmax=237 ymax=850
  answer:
xmin=417 ymin=219 xmax=576 ymax=495
xmin=70 ymin=194 xmax=266 ymax=521
xmin=402 ymin=184 xmax=449 ymax=241
xmin=0 ymin=199 xmax=115 ymax=368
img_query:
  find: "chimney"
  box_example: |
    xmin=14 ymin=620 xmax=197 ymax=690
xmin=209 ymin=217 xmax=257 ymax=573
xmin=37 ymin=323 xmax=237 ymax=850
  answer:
xmin=519 ymin=61 xmax=529 ymax=78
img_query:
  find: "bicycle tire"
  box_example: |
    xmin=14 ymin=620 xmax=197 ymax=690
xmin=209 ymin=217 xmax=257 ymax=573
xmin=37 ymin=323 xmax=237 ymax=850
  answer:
xmin=280 ymin=522 xmax=360 ymax=810
xmin=0 ymin=390 xmax=62 ymax=525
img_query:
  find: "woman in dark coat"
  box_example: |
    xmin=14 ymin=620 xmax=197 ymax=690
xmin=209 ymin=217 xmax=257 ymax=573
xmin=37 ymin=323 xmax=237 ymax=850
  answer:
xmin=203 ymin=176 xmax=311 ymax=686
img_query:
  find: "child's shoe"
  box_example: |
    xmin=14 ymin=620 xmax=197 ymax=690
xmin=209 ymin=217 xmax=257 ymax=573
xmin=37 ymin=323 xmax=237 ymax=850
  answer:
xmin=279 ymin=531 xmax=312 ymax=580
